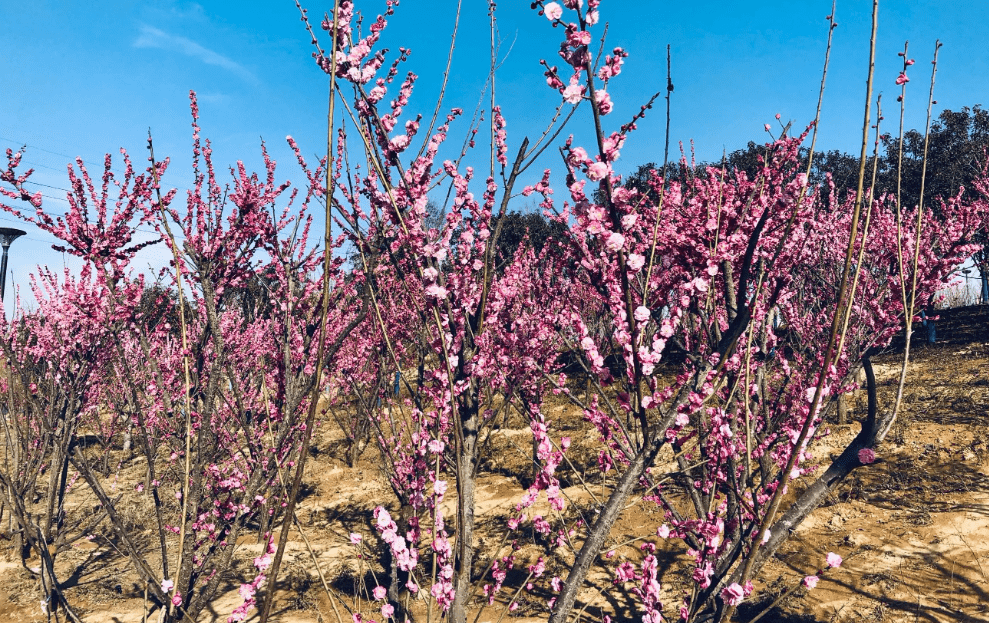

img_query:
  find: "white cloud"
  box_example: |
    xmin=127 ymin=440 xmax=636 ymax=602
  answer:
xmin=133 ymin=25 xmax=256 ymax=83
xmin=197 ymin=92 xmax=229 ymax=105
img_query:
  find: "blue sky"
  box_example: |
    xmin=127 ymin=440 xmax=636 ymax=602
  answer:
xmin=2 ymin=0 xmax=988 ymax=307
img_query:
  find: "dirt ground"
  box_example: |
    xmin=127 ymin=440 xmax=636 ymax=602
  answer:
xmin=1 ymin=305 xmax=987 ymax=623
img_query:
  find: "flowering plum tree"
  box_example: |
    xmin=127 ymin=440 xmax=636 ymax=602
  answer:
xmin=0 ymin=95 xmax=367 ymax=622
xmin=2 ymin=1 xmax=988 ymax=623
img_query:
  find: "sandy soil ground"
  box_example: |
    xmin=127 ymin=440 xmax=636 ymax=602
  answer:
xmin=1 ymin=305 xmax=987 ymax=623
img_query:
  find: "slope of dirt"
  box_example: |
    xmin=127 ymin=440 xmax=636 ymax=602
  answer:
xmin=749 ymin=304 xmax=989 ymax=622
xmin=1 ymin=304 xmax=987 ymax=622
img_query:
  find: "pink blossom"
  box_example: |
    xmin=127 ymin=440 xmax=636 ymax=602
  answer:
xmin=721 ymin=582 xmax=745 ymax=606
xmin=562 ymin=83 xmax=585 ymax=104
xmin=826 ymin=552 xmax=842 ymax=568
xmin=857 ymin=448 xmax=876 ymax=464
xmin=428 ymin=439 xmax=445 ymax=454
xmin=595 ymin=90 xmax=613 ymax=115
xmin=896 ymin=73 xmax=909 ymax=85
xmin=587 ymin=204 xmax=606 ymax=221
xmin=544 ymin=2 xmax=563 ymax=20
xmin=368 ymin=85 xmax=387 ymax=102
xmin=657 ymin=524 xmax=670 ymax=538
xmin=238 ymin=584 xmax=256 ymax=601
xmin=605 ymin=232 xmax=625 ymax=253
xmin=533 ymin=515 xmax=551 ymax=534
xmin=253 ymin=554 xmax=272 ymax=571
xmin=615 ymin=561 xmax=636 ymax=582
xmin=161 ymin=579 xmax=174 ymax=593
xmin=568 ymin=146 xmax=589 ymax=166
xmin=433 ymin=479 xmax=447 ymax=497
xmin=627 ymin=253 xmax=645 ymax=272
xmin=389 ymin=135 xmax=410 ymax=151
xmin=634 ymin=306 xmax=650 ymax=322
xmin=693 ymin=561 xmax=714 ymax=588
xmin=373 ymin=586 xmax=387 ymax=600
xmin=350 ymin=533 xmax=363 ymax=545
xmin=425 ymin=284 xmax=448 ymax=299
xmin=171 ymin=593 xmax=183 ymax=607
xmin=803 ymin=575 xmax=819 ymax=589
xmin=587 ymin=161 xmax=610 ymax=181
xmin=381 ymin=604 xmax=395 ymax=618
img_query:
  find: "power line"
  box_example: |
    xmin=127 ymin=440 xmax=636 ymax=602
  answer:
xmin=15 ymin=158 xmax=72 ymax=175
xmin=1 ymin=136 xmax=87 ymax=160
xmin=0 ymin=214 xmax=62 ymax=245
xmin=1 ymin=136 xmax=132 ymax=175
xmin=15 ymin=182 xmax=186 ymax=241
xmin=5 ymin=134 xmax=324 ymax=247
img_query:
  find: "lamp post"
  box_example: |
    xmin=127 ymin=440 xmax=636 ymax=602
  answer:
xmin=0 ymin=228 xmax=25 ymax=302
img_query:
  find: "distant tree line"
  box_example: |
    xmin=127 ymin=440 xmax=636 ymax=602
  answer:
xmin=615 ymin=105 xmax=989 ymax=300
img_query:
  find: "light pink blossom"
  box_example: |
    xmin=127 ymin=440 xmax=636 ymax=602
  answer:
xmin=586 ymin=161 xmax=610 ymax=182
xmin=605 ymin=232 xmax=625 ymax=253
xmin=627 ymin=253 xmax=645 ymax=272
xmin=389 ymin=135 xmax=410 ymax=151
xmin=425 ymin=284 xmax=449 ymax=299
xmin=721 ymin=582 xmax=745 ymax=606
xmin=433 ymin=479 xmax=447 ymax=498
xmin=562 ymin=83 xmax=585 ymax=104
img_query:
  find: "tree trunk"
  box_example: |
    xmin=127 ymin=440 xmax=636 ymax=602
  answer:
xmin=450 ymin=394 xmax=480 ymax=623
xmin=548 ymin=434 xmax=664 ymax=623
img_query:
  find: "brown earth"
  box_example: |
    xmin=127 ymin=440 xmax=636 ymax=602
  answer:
xmin=1 ymin=305 xmax=987 ymax=623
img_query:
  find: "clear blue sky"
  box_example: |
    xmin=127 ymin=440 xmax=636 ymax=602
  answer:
xmin=2 ymin=1 xmax=987 ymax=306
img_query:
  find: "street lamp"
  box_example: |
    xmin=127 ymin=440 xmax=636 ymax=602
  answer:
xmin=0 ymin=228 xmax=25 ymax=302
